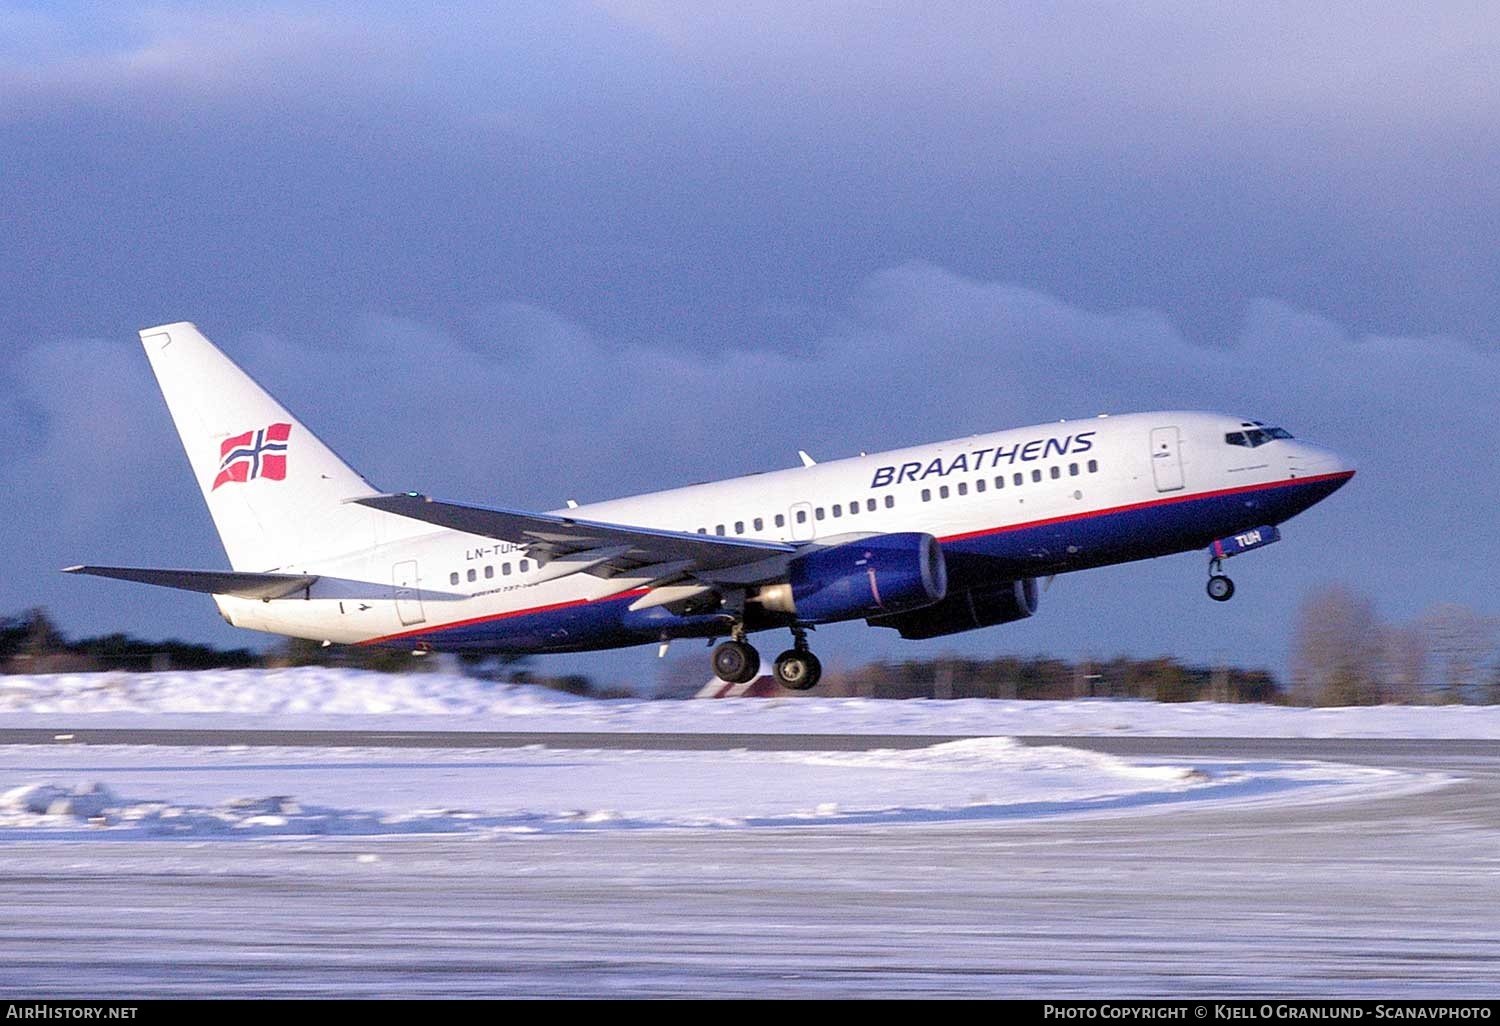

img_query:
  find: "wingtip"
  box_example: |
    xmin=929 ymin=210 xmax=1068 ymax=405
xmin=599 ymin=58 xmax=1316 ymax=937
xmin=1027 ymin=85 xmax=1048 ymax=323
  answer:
xmin=61 ymin=565 xmax=85 ymax=574
xmin=353 ymin=491 xmax=425 ymax=502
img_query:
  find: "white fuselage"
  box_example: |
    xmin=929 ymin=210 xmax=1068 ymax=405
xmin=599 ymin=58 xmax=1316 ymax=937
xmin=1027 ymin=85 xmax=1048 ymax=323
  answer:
xmin=214 ymin=410 xmax=1352 ymax=652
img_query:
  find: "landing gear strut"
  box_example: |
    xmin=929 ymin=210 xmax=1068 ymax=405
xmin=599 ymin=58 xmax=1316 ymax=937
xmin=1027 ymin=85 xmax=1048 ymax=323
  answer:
xmin=1206 ymin=557 xmax=1235 ymax=602
xmin=773 ymin=626 xmax=822 ymax=691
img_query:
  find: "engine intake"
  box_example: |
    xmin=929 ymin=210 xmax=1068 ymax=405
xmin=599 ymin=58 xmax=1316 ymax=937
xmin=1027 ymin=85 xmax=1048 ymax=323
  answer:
xmin=782 ymin=533 xmax=947 ymax=624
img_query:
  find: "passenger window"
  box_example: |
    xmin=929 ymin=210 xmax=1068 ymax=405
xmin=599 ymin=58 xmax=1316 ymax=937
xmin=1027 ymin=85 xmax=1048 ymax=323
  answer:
xmin=1088 ymin=459 xmax=1098 ymax=473
xmin=734 ymin=521 xmax=744 ymax=534
xmin=957 ymin=481 xmax=968 ymax=496
xmin=796 ymin=510 xmax=807 ymax=524
xmin=715 ymin=525 xmax=725 ymax=536
xmin=832 ymin=505 xmax=842 ymax=518
xmin=1032 ymin=469 xmax=1042 ymax=483
xmin=1050 ymin=466 xmax=1060 ymax=480
xmin=815 ymin=507 xmax=825 ymax=520
xmin=1014 ymin=473 xmax=1023 ymax=487
xmin=449 ymin=572 xmax=459 ymax=586
xmin=1069 ymin=463 xmax=1079 ymax=476
xmin=777 ymin=513 xmax=787 ymax=527
xmin=939 ymin=485 xmax=950 ymax=499
xmin=503 ymin=563 xmax=512 ymax=576
xmin=754 ymin=517 xmax=764 ymax=531
xmin=519 ymin=560 xmax=529 ymax=573
xmin=884 ymin=495 xmax=895 ymax=509
xmin=922 ymin=488 xmax=932 ymax=502
xmin=485 ymin=565 xmax=494 ymax=579
xmin=975 ymin=479 xmax=985 ymax=493
xmin=995 ymin=476 xmax=1004 ymax=490
xmin=697 ymin=528 xmax=707 ymax=534
xmin=847 ymin=502 xmax=858 ymax=516
xmin=867 ymin=498 xmax=877 ymax=512
xmin=466 ymin=568 xmax=477 ymax=582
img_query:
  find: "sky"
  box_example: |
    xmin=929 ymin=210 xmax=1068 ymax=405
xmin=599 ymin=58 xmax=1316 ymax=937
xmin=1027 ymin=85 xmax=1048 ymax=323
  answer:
xmin=2 ymin=2 xmax=1497 ymax=688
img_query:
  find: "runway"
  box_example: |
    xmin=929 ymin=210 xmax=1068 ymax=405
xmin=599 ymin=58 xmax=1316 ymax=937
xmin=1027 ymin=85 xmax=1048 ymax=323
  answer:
xmin=5 ymin=726 xmax=1498 ymax=759
xmin=0 ymin=729 xmax=1496 ymax=997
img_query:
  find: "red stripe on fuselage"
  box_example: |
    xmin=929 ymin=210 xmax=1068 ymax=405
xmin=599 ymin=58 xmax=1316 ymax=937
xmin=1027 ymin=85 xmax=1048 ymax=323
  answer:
xmin=940 ymin=470 xmax=1353 ymax=544
xmin=361 ymin=588 xmax=651 ymax=646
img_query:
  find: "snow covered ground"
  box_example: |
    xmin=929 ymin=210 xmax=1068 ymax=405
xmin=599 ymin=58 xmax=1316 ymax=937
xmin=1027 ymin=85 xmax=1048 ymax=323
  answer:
xmin=0 ymin=668 xmax=1481 ymax=841
xmin=0 ymin=737 xmax=1440 ymax=840
xmin=1 ymin=669 xmax=1496 ymax=996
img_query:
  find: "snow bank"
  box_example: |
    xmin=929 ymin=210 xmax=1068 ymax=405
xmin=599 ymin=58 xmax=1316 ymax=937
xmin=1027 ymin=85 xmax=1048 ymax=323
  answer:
xmin=4 ymin=668 xmax=1500 ymax=737
xmin=0 ymin=737 xmax=1442 ymax=839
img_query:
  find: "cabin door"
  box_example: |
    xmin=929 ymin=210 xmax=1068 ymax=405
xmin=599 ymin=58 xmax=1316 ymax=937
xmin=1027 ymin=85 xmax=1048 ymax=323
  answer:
xmin=1150 ymin=426 xmax=1185 ymax=492
xmin=392 ymin=560 xmax=426 ymax=626
xmin=789 ymin=502 xmax=816 ymax=541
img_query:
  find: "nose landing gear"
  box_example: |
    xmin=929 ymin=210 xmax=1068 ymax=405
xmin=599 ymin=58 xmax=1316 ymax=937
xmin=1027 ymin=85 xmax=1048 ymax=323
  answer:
xmin=1203 ymin=526 xmax=1281 ymax=602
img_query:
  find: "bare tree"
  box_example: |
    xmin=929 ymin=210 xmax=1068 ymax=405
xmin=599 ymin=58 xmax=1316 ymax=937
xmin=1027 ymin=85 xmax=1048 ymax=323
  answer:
xmin=1290 ymin=585 xmax=1385 ymax=706
xmin=1417 ymin=603 xmax=1499 ymax=704
xmin=1378 ymin=623 xmax=1429 ymax=704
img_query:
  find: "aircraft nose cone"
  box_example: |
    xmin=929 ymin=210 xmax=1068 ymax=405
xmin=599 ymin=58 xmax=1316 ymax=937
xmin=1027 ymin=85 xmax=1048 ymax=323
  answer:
xmin=1289 ymin=442 xmax=1354 ymax=481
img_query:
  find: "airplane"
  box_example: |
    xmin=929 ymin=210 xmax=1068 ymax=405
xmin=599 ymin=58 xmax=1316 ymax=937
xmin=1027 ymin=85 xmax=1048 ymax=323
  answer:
xmin=67 ymin=322 xmax=1355 ymax=690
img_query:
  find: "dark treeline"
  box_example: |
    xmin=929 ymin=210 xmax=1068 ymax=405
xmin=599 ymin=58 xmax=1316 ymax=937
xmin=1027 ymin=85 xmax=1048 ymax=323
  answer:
xmin=1 ymin=607 xmax=259 ymax=674
xmin=808 ymin=655 xmax=1280 ymax=703
xmin=0 ymin=607 xmax=634 ymax=698
xmin=6 ymin=585 xmax=1498 ymax=705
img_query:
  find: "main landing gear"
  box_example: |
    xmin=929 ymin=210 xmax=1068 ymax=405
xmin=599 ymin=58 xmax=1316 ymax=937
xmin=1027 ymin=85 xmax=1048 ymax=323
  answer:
xmin=1206 ymin=557 xmax=1235 ymax=602
xmin=773 ymin=626 xmax=822 ymax=691
xmin=710 ymin=625 xmax=823 ymax=690
xmin=711 ymin=636 xmax=760 ymax=684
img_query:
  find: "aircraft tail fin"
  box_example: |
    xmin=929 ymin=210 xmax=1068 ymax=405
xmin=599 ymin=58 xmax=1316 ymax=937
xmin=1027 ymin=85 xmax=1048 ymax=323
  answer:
xmin=139 ymin=322 xmax=382 ymax=571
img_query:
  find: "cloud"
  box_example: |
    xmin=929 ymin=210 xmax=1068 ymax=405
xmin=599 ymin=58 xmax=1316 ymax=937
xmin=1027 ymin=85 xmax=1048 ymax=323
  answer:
xmin=601 ymin=3 xmax=1500 ymax=139
xmin=0 ymin=6 xmax=413 ymax=117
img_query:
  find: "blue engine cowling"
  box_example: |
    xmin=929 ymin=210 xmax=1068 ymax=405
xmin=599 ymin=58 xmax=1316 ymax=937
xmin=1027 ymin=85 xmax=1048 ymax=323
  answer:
xmin=868 ymin=577 xmax=1039 ymax=639
xmin=789 ymin=533 xmax=947 ymax=624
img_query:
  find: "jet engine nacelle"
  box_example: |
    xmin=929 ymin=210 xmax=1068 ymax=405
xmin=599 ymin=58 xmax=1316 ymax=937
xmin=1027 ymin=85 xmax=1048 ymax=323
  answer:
xmin=782 ymin=532 xmax=948 ymax=624
xmin=868 ymin=577 xmax=1039 ymax=639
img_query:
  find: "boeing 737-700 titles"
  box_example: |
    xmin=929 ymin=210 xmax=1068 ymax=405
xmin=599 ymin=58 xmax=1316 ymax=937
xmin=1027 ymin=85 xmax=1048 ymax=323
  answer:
xmin=68 ymin=323 xmax=1354 ymax=690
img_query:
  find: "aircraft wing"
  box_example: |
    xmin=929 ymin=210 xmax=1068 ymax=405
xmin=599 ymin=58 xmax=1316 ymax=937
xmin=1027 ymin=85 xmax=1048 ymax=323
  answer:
xmin=357 ymin=493 xmax=796 ymax=589
xmin=63 ymin=565 xmax=318 ymax=600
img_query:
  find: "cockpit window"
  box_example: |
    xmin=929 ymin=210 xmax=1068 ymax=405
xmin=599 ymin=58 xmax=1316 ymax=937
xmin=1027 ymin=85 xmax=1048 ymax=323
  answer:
xmin=1226 ymin=425 xmax=1294 ymax=448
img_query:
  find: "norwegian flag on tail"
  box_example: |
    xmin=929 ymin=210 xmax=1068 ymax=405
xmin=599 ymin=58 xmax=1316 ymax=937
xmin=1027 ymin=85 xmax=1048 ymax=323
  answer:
xmin=212 ymin=423 xmax=291 ymax=490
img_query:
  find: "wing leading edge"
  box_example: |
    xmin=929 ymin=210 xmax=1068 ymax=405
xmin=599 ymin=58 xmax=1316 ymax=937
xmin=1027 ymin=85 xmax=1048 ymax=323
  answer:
xmin=355 ymin=493 xmax=797 ymax=592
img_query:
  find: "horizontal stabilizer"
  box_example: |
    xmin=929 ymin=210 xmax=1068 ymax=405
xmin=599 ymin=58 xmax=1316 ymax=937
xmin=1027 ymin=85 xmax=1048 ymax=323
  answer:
xmin=63 ymin=565 xmax=318 ymax=600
